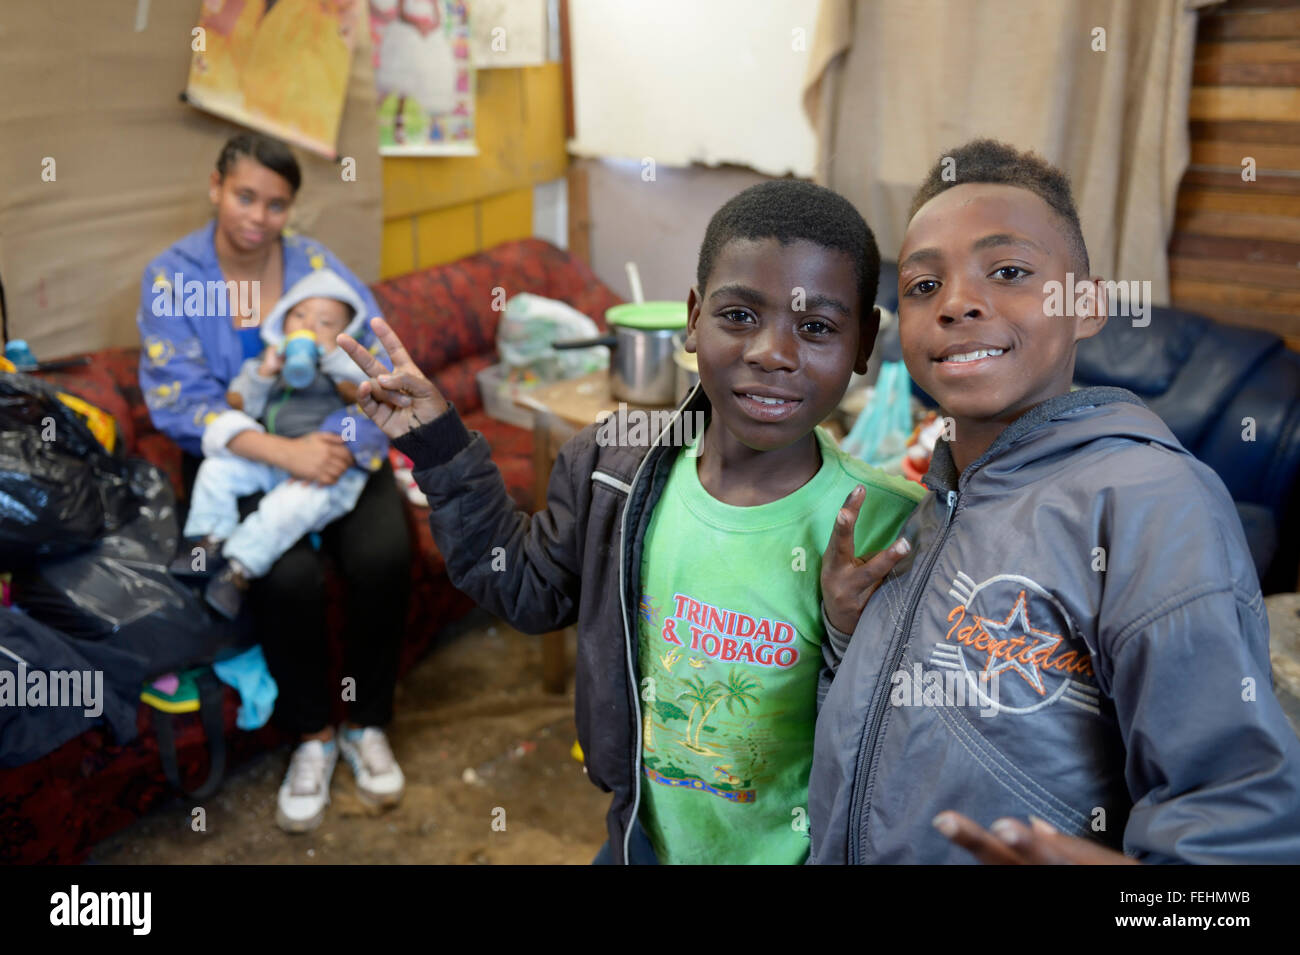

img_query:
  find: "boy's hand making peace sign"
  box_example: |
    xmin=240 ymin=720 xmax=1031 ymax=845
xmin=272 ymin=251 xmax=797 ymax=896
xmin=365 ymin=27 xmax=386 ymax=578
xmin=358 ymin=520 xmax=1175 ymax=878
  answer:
xmin=820 ymin=485 xmax=912 ymax=635
xmin=336 ymin=317 xmax=448 ymax=439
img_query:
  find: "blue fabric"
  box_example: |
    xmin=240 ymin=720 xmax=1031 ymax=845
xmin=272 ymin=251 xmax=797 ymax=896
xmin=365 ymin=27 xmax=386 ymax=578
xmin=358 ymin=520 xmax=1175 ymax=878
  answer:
xmin=592 ymin=817 xmax=659 ymax=865
xmin=211 ymin=645 xmax=279 ymax=731
xmin=237 ymin=325 xmax=263 ymax=362
xmin=136 ymin=221 xmax=392 ymax=463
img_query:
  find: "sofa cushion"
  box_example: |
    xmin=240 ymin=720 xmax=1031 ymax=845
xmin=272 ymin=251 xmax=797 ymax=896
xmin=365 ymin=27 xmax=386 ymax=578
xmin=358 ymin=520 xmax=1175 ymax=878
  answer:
xmin=373 ymin=238 xmax=623 ymax=416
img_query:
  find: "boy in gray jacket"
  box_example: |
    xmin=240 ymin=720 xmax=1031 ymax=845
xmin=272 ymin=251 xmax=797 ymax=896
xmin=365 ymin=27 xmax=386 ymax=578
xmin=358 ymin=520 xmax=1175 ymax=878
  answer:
xmin=811 ymin=139 xmax=1300 ymax=864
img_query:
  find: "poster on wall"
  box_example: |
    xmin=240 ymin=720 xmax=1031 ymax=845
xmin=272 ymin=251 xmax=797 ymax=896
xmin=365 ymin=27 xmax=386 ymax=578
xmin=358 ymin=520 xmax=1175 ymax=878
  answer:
xmin=369 ymin=0 xmax=476 ymax=156
xmin=184 ymin=0 xmax=359 ymax=160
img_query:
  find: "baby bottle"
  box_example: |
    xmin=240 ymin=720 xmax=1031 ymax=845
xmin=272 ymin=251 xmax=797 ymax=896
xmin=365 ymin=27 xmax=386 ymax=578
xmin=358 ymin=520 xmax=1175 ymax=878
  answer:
xmin=281 ymin=329 xmax=320 ymax=389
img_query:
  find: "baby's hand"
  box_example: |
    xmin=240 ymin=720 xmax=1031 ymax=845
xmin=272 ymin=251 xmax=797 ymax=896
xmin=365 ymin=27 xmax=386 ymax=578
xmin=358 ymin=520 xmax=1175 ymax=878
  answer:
xmin=258 ymin=346 xmax=285 ymax=378
xmin=336 ymin=380 xmax=359 ymax=404
xmin=820 ymin=485 xmax=911 ymax=635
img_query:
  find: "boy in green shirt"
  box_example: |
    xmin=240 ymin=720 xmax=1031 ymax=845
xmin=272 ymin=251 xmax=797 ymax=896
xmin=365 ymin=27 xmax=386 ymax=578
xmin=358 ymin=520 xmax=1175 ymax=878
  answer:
xmin=339 ymin=181 xmax=921 ymax=863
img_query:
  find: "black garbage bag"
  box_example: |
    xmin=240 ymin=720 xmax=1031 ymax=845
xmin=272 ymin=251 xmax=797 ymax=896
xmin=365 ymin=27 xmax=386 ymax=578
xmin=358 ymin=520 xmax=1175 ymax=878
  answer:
xmin=0 ymin=370 xmax=144 ymax=564
xmin=5 ymin=368 xmax=250 ymax=675
xmin=12 ymin=466 xmax=250 ymax=675
xmin=13 ymin=539 xmax=250 ymax=676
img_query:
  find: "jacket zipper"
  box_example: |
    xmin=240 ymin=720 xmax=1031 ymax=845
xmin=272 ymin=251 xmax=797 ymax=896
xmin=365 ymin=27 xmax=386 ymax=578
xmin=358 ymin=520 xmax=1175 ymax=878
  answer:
xmin=847 ymin=488 xmax=957 ymax=864
xmin=616 ymin=454 xmax=647 ymax=866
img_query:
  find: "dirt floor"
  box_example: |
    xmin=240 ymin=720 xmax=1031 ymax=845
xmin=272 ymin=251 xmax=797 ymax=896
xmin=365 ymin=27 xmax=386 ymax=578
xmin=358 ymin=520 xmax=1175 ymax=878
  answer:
xmin=89 ymin=612 xmax=610 ymax=864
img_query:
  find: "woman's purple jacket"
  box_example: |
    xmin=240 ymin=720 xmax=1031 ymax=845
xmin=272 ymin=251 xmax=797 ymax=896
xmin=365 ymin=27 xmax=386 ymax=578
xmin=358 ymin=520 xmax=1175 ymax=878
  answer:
xmin=136 ymin=221 xmax=391 ymax=468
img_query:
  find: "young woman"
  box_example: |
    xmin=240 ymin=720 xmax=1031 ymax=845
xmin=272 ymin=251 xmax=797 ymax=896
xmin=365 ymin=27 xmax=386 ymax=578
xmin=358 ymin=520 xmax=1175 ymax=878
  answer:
xmin=137 ymin=133 xmax=411 ymax=833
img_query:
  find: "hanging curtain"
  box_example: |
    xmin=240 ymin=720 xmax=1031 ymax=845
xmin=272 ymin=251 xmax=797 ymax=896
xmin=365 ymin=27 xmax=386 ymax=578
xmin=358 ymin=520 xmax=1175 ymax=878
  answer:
xmin=803 ymin=0 xmax=1218 ymax=302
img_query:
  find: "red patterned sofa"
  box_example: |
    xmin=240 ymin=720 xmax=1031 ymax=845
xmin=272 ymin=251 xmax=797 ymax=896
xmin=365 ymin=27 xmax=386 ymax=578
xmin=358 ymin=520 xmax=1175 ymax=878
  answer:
xmin=0 ymin=238 xmax=621 ymax=864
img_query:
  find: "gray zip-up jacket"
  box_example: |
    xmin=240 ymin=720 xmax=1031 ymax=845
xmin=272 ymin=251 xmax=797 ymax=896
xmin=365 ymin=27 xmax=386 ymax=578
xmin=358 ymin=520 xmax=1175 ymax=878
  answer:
xmin=810 ymin=387 xmax=1300 ymax=864
xmin=394 ymin=388 xmax=712 ymax=864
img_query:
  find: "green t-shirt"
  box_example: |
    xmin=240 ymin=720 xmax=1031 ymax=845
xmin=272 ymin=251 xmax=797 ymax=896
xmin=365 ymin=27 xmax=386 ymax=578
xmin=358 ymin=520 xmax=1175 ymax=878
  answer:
xmin=636 ymin=425 xmax=923 ymax=864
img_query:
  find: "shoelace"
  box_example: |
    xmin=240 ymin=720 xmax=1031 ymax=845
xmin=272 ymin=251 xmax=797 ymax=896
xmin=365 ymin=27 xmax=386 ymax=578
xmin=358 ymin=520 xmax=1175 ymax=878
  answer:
xmin=289 ymin=743 xmax=330 ymax=796
xmin=353 ymin=729 xmax=396 ymax=776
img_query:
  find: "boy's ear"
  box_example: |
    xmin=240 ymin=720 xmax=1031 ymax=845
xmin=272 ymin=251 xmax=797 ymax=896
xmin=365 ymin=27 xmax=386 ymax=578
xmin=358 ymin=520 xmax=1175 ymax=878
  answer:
xmin=208 ymin=170 xmax=222 ymax=207
xmin=854 ymin=306 xmax=881 ymax=375
xmin=1074 ymin=277 xmax=1109 ymax=343
xmin=684 ymin=285 xmax=702 ymax=354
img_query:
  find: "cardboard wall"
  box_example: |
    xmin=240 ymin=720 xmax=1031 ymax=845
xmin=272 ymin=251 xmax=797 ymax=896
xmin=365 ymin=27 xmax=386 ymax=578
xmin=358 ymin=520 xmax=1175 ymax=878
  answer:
xmin=0 ymin=0 xmax=383 ymax=360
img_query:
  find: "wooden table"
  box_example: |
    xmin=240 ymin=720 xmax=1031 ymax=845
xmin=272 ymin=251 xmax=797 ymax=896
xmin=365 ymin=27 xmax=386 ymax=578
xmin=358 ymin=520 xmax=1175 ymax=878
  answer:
xmin=515 ymin=372 xmax=662 ymax=693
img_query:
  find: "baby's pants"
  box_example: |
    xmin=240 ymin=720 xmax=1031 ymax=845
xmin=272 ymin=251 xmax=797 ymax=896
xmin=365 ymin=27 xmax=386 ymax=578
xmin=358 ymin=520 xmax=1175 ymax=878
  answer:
xmin=184 ymin=455 xmax=368 ymax=578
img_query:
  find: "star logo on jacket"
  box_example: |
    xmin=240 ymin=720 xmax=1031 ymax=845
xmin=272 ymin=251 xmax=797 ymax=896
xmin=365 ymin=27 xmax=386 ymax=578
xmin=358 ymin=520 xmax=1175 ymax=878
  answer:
xmin=934 ymin=572 xmax=1100 ymax=716
xmin=974 ymin=590 xmax=1061 ymax=694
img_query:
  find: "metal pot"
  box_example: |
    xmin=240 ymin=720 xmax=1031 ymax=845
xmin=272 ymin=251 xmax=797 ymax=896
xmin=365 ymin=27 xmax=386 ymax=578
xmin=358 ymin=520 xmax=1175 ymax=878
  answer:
xmin=554 ymin=302 xmax=686 ymax=406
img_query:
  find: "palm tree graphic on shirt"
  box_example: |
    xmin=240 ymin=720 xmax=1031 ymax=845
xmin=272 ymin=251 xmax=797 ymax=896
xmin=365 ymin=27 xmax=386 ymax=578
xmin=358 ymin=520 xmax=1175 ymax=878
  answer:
xmin=675 ymin=669 xmax=763 ymax=755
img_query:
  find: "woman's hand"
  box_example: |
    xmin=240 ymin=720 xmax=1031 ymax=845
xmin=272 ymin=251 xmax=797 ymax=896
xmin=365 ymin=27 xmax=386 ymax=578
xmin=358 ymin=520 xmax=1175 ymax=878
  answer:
xmin=821 ymin=485 xmax=912 ymax=635
xmin=933 ymin=812 xmax=1139 ymax=865
xmin=336 ymin=317 xmax=447 ymax=440
xmin=284 ymin=432 xmax=353 ymax=486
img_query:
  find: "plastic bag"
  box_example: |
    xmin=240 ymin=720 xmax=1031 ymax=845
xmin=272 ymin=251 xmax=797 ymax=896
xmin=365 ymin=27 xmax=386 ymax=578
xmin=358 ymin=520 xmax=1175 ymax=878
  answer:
xmin=13 ymin=536 xmax=248 ymax=676
xmin=496 ymin=293 xmax=608 ymax=383
xmin=841 ymin=360 xmax=915 ymax=471
xmin=0 ymin=370 xmax=143 ymax=564
xmin=12 ymin=470 xmax=247 ymax=675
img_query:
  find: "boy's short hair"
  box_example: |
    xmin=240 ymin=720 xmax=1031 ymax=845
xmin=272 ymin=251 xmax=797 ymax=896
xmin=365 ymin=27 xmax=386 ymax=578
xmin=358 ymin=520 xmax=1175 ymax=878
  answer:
xmin=908 ymin=139 xmax=1089 ymax=274
xmin=216 ymin=132 xmax=302 ymax=195
xmin=697 ymin=180 xmax=880 ymax=316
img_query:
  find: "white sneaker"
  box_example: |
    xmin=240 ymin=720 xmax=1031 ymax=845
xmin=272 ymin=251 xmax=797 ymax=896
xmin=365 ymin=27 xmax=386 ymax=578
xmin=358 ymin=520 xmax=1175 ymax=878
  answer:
xmin=275 ymin=739 xmax=338 ymax=833
xmin=338 ymin=726 xmax=405 ymax=809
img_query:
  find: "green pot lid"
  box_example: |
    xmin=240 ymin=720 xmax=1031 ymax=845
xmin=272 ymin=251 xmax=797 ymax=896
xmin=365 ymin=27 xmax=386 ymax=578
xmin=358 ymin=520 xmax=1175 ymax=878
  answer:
xmin=606 ymin=301 xmax=688 ymax=330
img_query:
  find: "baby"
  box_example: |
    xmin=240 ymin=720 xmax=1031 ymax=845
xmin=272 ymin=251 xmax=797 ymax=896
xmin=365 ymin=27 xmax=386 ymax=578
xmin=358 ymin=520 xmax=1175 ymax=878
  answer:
xmin=175 ymin=269 xmax=385 ymax=618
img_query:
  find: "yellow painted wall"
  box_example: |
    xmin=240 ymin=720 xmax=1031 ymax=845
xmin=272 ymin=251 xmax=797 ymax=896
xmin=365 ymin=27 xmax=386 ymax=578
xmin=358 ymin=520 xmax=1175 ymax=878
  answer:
xmin=379 ymin=63 xmax=567 ymax=278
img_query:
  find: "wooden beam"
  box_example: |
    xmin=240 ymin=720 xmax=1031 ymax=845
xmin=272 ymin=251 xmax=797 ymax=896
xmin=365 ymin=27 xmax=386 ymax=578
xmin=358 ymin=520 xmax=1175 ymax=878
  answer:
xmin=566 ymin=160 xmax=590 ymax=265
xmin=1191 ymin=140 xmax=1300 ymax=172
xmin=1190 ymin=86 xmax=1300 ymax=122
xmin=1179 ymin=168 xmax=1300 ymax=194
xmin=559 ymin=0 xmax=575 ymax=140
xmin=1195 ymin=39 xmax=1300 ymax=66
xmin=1175 ymin=209 xmax=1300 ymax=243
xmin=1191 ymin=119 xmax=1300 ymax=145
xmin=1194 ymin=60 xmax=1300 ymax=85
xmin=1170 ymin=233 xmax=1300 ymax=265
xmin=1177 ymin=188 xmax=1300 ymax=217
xmin=1171 ymin=256 xmax=1300 ymax=290
xmin=1199 ymin=9 xmax=1300 ymax=41
xmin=1172 ymin=277 xmax=1300 ymax=315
